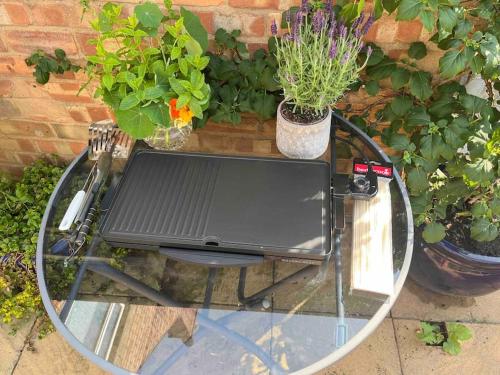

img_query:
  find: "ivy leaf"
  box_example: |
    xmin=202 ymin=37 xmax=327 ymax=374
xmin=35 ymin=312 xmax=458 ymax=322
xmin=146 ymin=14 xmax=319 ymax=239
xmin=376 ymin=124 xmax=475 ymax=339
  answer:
xmin=396 ymin=0 xmax=422 ymax=20
xmin=419 ymin=9 xmax=435 ymax=32
xmin=407 ymin=167 xmax=428 ymax=194
xmin=116 ymin=107 xmax=156 ymax=139
xmin=391 ymin=68 xmax=410 ymax=90
xmin=438 ymin=7 xmax=458 ymax=32
xmin=409 ymin=71 xmax=433 ymax=100
xmin=471 ymin=218 xmax=499 ymax=241
xmin=391 ymin=96 xmax=413 ymax=117
xmin=444 ymin=117 xmax=469 ymax=148
xmin=408 ymin=42 xmax=427 ymax=60
xmin=423 ymin=222 xmax=446 ymax=243
xmin=460 ymin=94 xmax=492 ymax=117
xmin=134 ymin=2 xmax=163 ymax=29
xmin=470 ymin=54 xmax=485 ymax=74
xmin=439 ymin=50 xmax=468 ymax=79
xmin=420 ymin=133 xmax=445 ymax=160
xmin=464 ymin=158 xmax=495 ymax=184
xmin=366 ymin=56 xmax=396 ymax=80
xmin=389 ymin=134 xmax=411 ymax=151
xmin=181 ymin=7 xmax=209 ymax=53
xmin=365 ymin=80 xmax=380 ymax=96
xmin=454 ymin=19 xmax=472 ymax=38
xmin=406 ymin=106 xmax=431 ymax=126
xmin=471 ymin=202 xmax=489 ymax=218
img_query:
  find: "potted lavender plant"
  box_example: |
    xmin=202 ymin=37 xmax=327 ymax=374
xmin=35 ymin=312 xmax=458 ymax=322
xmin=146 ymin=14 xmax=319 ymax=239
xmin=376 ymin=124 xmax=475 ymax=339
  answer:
xmin=272 ymin=2 xmax=373 ymax=159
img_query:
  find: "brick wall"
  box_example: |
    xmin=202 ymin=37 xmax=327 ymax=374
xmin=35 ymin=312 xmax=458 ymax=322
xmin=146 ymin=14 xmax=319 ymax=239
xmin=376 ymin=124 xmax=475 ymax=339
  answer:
xmin=0 ymin=0 xmax=438 ymax=176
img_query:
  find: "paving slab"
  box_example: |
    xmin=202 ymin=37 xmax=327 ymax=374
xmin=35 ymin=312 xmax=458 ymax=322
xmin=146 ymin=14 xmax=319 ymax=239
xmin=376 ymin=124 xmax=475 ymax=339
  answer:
xmin=391 ymin=278 xmax=500 ymax=323
xmin=318 ymin=319 xmax=402 ymax=375
xmin=13 ymin=329 xmax=108 ymax=375
xmin=394 ymin=319 xmax=500 ymax=375
xmin=0 ymin=320 xmax=34 ymax=375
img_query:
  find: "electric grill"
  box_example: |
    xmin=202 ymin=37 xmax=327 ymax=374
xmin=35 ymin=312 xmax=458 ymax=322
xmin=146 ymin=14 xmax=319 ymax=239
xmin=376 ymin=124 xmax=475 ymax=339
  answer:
xmin=100 ymin=150 xmax=332 ymax=262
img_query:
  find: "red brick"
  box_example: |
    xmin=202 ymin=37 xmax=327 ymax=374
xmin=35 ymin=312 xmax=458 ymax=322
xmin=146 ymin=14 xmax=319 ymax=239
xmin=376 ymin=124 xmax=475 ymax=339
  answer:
xmin=229 ymin=0 xmax=280 ymax=9
xmin=32 ymin=4 xmax=79 ymax=27
xmin=76 ymin=33 xmax=97 ymax=56
xmin=234 ymin=138 xmax=253 ymax=152
xmin=0 ymin=37 xmax=7 ymax=52
xmin=0 ymin=57 xmax=33 ymax=76
xmin=0 ymin=79 xmax=13 ymax=97
xmin=249 ymin=16 xmax=266 ymax=37
xmin=247 ymin=43 xmax=268 ymax=53
xmin=2 ymin=3 xmax=31 ymax=25
xmin=388 ymin=49 xmax=406 ymax=59
xmin=363 ymin=22 xmax=378 ymax=43
xmin=36 ymin=140 xmax=58 ymax=154
xmin=214 ymin=13 xmax=267 ymax=38
xmin=173 ymin=0 xmax=224 ymax=5
xmin=16 ymin=153 xmax=38 ymax=165
xmin=0 ymin=99 xmax=21 ymax=117
xmin=52 ymin=124 xmax=88 ymax=140
xmin=17 ymin=139 xmax=36 ymax=153
xmin=68 ymin=107 xmax=91 ymax=123
xmin=4 ymin=31 xmax=78 ymax=56
xmin=67 ymin=141 xmax=87 ymax=154
xmin=375 ymin=16 xmax=397 ymax=43
xmin=0 ymin=119 xmax=55 ymax=138
xmin=396 ymin=20 xmax=423 ymax=42
xmin=87 ymin=106 xmax=111 ymax=122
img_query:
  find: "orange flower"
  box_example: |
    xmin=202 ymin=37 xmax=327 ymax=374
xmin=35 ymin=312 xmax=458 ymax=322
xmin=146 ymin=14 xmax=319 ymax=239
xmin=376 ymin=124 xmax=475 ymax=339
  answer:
xmin=169 ymin=98 xmax=180 ymax=119
xmin=179 ymin=106 xmax=194 ymax=123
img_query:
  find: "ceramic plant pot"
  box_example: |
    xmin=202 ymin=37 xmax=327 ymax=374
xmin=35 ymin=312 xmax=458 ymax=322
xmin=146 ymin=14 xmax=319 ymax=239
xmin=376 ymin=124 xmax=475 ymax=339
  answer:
xmin=144 ymin=123 xmax=192 ymax=151
xmin=410 ymin=227 xmax=500 ymax=297
xmin=276 ymin=101 xmax=332 ymax=159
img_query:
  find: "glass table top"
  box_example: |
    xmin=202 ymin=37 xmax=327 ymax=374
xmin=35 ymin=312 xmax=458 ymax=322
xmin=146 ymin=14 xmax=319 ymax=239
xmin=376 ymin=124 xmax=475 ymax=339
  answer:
xmin=37 ymin=130 xmax=412 ymax=375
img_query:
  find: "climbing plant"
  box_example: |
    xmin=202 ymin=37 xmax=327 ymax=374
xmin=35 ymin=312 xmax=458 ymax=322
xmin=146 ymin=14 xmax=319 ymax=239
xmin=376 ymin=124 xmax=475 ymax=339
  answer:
xmin=25 ymin=49 xmax=81 ymax=84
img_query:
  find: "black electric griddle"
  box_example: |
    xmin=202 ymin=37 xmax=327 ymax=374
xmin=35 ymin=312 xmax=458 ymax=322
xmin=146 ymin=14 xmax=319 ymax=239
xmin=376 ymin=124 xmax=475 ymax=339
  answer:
xmin=100 ymin=150 xmax=331 ymax=261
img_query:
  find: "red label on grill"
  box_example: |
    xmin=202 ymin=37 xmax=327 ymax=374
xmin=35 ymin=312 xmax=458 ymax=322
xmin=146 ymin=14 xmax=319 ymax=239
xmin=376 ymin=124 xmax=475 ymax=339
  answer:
xmin=354 ymin=163 xmax=393 ymax=178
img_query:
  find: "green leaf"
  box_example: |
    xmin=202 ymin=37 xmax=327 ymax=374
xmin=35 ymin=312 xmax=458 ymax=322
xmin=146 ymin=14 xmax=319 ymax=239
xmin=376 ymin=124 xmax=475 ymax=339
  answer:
xmin=169 ymin=78 xmax=186 ymax=94
xmin=442 ymin=340 xmax=461 ymax=356
xmin=340 ymin=1 xmax=364 ymax=23
xmin=102 ymin=73 xmax=114 ymax=91
xmin=396 ymin=0 xmax=423 ymax=20
xmin=373 ymin=0 xmax=384 ymax=19
xmin=464 ymin=158 xmax=495 ymax=184
xmin=189 ymin=99 xmax=203 ymax=119
xmin=406 ymin=106 xmax=430 ymax=126
xmin=421 ymin=133 xmax=445 ymax=160
xmin=142 ymin=102 xmax=170 ymax=127
xmin=471 ymin=202 xmax=489 ymax=217
xmin=119 ymin=93 xmax=140 ymax=110
xmin=438 ymin=7 xmax=458 ymax=32
xmin=116 ymin=107 xmax=156 ymax=139
xmin=54 ymin=48 xmax=66 ymax=60
xmin=382 ymin=0 xmax=399 ymax=14
xmin=366 ymin=56 xmax=396 ymax=80
xmin=470 ymin=54 xmax=485 ymax=74
xmin=391 ymin=68 xmax=410 ymax=90
xmin=177 ymin=93 xmax=191 ymax=108
xmin=181 ymin=7 xmax=209 ymax=53
xmin=366 ymin=46 xmax=384 ymax=66
xmin=407 ymin=167 xmax=428 ymax=194
xmin=365 ymin=80 xmax=380 ymax=96
xmin=143 ymin=86 xmax=164 ymax=100
xmin=419 ymin=9 xmax=435 ymax=32
xmin=454 ymin=19 xmax=472 ymax=38
xmin=471 ymin=218 xmax=498 ymax=241
xmin=409 ymin=71 xmax=433 ymax=100
xmin=185 ymin=38 xmax=203 ymax=56
xmin=171 ymin=46 xmax=181 ymax=60
xmin=391 ymin=96 xmax=413 ymax=116
xmin=408 ymin=42 xmax=427 ymax=60
xmin=439 ymin=50 xmax=468 ymax=79
xmin=423 ymin=222 xmax=446 ymax=243
xmin=389 ymin=134 xmax=411 ymax=151
xmin=447 ymin=323 xmax=473 ymax=341
xmin=134 ymin=2 xmax=163 ymax=29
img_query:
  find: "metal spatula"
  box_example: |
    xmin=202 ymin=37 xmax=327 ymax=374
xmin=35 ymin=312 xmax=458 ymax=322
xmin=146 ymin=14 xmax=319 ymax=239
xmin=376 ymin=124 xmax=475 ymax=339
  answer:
xmin=58 ymin=121 xmax=132 ymax=231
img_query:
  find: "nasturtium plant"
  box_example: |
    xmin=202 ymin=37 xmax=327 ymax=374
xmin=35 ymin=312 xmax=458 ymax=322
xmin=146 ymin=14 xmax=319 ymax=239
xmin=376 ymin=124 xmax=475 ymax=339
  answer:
xmin=84 ymin=1 xmax=211 ymax=139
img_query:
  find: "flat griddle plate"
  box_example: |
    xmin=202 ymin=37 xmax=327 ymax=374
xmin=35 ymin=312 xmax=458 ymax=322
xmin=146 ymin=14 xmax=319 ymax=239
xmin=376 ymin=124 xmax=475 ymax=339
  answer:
xmin=101 ymin=150 xmax=331 ymax=260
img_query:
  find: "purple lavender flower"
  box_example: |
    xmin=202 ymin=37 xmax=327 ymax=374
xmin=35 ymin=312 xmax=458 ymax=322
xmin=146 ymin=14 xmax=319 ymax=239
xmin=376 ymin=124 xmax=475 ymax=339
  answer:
xmin=352 ymin=13 xmax=365 ymax=30
xmin=359 ymin=41 xmax=365 ymax=50
xmin=300 ymin=0 xmax=310 ymax=13
xmin=339 ymin=23 xmax=347 ymax=38
xmin=362 ymin=14 xmax=374 ymax=35
xmin=341 ymin=52 xmax=350 ymax=63
xmin=325 ymin=0 xmax=334 ymax=19
xmin=312 ymin=10 xmax=325 ymax=33
xmin=354 ymin=27 xmax=362 ymax=38
xmin=285 ymin=9 xmax=291 ymax=23
xmin=271 ymin=19 xmax=278 ymax=36
xmin=328 ymin=20 xmax=337 ymax=38
xmin=329 ymin=40 xmax=337 ymax=59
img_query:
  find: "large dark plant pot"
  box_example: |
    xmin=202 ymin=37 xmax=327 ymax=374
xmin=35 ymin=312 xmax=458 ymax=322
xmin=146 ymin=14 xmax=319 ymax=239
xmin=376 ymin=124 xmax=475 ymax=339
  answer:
xmin=410 ymin=228 xmax=500 ymax=297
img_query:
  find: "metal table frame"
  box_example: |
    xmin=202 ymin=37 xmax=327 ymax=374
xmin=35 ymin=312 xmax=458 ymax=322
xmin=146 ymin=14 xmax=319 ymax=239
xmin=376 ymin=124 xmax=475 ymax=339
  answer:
xmin=37 ymin=113 xmax=414 ymax=375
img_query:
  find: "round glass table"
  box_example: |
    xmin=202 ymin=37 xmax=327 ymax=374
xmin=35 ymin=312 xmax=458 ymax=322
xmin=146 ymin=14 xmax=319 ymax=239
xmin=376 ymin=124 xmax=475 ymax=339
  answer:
xmin=37 ymin=114 xmax=413 ymax=375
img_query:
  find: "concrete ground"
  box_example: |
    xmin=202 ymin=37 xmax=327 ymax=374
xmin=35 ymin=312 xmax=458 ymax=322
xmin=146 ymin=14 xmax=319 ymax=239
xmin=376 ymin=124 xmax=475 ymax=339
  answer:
xmin=2 ymin=279 xmax=500 ymax=375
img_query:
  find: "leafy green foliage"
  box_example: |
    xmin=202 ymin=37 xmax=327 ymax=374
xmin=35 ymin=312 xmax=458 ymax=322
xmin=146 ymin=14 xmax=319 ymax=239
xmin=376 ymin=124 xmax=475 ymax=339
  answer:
xmin=25 ymin=49 xmax=81 ymax=84
xmin=0 ymin=160 xmax=63 ymax=330
xmin=417 ymin=322 xmax=472 ymax=355
xmin=85 ymin=2 xmax=210 ymax=139
xmin=360 ymin=0 xmax=500 ymax=244
xmin=195 ymin=29 xmax=282 ymax=127
xmin=416 ymin=322 xmax=445 ymax=345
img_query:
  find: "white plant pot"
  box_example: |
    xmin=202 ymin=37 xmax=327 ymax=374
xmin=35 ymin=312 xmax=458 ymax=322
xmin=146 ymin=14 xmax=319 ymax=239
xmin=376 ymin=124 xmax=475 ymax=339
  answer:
xmin=276 ymin=101 xmax=332 ymax=159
